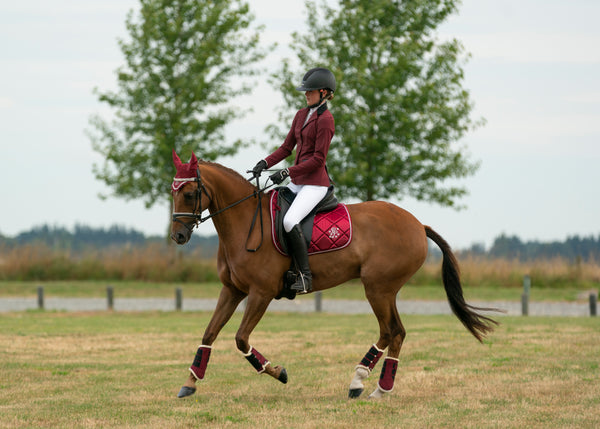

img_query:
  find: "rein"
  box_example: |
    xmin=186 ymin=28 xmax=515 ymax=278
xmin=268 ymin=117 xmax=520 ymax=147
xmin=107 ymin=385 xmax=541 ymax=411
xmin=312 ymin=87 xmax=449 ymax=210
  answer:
xmin=172 ymin=169 xmax=275 ymax=252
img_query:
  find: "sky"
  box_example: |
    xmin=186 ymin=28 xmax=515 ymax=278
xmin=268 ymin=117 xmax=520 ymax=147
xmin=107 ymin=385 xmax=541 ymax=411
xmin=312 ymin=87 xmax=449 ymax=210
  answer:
xmin=1 ymin=0 xmax=599 ymax=250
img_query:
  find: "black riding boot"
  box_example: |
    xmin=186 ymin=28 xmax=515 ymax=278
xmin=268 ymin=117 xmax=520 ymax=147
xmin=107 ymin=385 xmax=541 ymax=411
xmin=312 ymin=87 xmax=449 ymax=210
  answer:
xmin=286 ymin=224 xmax=313 ymax=294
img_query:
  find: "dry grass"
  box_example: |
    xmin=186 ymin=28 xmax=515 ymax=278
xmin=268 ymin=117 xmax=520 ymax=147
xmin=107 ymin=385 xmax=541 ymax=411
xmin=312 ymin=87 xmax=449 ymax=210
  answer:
xmin=0 ymin=244 xmax=218 ymax=282
xmin=0 ymin=311 xmax=598 ymax=428
xmin=3 ymin=245 xmax=600 ymax=291
xmin=413 ymin=254 xmax=600 ymax=289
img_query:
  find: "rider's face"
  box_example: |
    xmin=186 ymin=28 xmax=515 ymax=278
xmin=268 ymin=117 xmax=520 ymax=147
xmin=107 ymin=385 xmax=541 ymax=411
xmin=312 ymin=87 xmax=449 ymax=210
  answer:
xmin=305 ymin=90 xmax=322 ymax=106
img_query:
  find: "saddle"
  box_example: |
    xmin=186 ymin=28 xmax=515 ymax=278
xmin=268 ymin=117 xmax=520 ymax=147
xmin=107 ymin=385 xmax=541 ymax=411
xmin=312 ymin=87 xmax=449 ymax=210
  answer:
xmin=269 ymin=186 xmax=352 ymax=256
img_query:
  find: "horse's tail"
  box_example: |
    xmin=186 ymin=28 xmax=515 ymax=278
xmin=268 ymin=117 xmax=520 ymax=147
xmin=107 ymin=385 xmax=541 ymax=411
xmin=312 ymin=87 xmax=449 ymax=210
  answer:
xmin=425 ymin=225 xmax=500 ymax=342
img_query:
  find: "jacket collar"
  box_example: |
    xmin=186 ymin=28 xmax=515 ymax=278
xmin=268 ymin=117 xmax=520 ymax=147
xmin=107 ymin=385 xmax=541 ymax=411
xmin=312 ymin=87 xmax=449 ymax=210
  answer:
xmin=300 ymin=102 xmax=328 ymax=130
xmin=304 ymin=102 xmax=328 ymax=115
xmin=317 ymin=102 xmax=327 ymax=115
xmin=303 ymin=102 xmax=327 ymax=122
xmin=316 ymin=102 xmax=328 ymax=115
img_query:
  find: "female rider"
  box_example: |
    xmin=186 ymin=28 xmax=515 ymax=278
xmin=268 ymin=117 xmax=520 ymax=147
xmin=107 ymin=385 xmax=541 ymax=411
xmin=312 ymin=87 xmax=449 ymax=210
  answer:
xmin=251 ymin=67 xmax=336 ymax=294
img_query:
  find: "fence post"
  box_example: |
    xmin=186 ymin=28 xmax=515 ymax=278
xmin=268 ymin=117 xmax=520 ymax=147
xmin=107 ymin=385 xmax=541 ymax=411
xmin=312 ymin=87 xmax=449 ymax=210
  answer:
xmin=590 ymin=293 xmax=597 ymax=317
xmin=315 ymin=291 xmax=322 ymax=313
xmin=175 ymin=288 xmax=183 ymax=311
xmin=107 ymin=286 xmax=114 ymax=310
xmin=521 ymin=275 xmax=530 ymax=316
xmin=37 ymin=286 xmax=44 ymax=310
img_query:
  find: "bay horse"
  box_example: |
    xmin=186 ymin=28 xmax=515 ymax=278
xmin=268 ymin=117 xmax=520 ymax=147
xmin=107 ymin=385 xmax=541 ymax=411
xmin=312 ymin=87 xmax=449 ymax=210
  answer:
xmin=170 ymin=151 xmax=499 ymax=399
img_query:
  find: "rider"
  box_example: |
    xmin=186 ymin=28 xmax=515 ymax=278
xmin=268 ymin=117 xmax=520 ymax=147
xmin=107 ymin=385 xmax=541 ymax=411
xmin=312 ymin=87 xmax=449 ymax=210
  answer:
xmin=251 ymin=67 xmax=336 ymax=294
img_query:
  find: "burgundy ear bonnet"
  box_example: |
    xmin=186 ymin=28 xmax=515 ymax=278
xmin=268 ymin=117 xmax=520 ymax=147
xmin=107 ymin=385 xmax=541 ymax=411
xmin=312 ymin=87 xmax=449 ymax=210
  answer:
xmin=172 ymin=150 xmax=199 ymax=192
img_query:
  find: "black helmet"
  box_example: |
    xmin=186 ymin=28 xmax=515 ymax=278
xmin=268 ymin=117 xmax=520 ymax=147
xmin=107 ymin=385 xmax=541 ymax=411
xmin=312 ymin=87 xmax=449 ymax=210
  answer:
xmin=296 ymin=67 xmax=336 ymax=92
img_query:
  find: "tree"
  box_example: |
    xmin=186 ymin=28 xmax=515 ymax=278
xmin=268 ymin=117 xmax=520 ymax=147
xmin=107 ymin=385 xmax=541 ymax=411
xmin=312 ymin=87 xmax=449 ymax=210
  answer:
xmin=489 ymin=234 xmax=524 ymax=259
xmin=88 ymin=0 xmax=268 ymax=228
xmin=270 ymin=0 xmax=481 ymax=204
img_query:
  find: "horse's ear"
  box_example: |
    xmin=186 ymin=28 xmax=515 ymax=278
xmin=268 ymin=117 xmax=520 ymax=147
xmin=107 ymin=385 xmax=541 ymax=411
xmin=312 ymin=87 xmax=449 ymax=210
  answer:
xmin=172 ymin=149 xmax=182 ymax=167
xmin=190 ymin=152 xmax=198 ymax=170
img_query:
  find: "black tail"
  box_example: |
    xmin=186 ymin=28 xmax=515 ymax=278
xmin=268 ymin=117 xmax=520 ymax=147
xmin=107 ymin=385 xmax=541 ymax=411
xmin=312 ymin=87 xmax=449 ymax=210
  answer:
xmin=425 ymin=226 xmax=500 ymax=342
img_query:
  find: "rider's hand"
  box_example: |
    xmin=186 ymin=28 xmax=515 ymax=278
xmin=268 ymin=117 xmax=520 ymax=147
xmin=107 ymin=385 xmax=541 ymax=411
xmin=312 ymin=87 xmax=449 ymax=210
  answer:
xmin=269 ymin=168 xmax=289 ymax=185
xmin=251 ymin=160 xmax=267 ymax=178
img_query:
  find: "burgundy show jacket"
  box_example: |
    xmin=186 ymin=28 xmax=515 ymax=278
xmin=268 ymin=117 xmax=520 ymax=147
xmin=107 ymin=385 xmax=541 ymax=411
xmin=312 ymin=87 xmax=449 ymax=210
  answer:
xmin=265 ymin=103 xmax=334 ymax=187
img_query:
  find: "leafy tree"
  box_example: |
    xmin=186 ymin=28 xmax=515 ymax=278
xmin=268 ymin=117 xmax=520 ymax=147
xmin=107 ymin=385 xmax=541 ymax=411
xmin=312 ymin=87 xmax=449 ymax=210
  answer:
xmin=270 ymin=0 xmax=481 ymax=204
xmin=88 ymin=0 xmax=268 ymax=227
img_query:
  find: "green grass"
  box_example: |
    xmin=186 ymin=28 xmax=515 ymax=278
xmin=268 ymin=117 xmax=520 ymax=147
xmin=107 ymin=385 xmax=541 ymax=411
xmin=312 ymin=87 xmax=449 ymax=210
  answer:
xmin=0 ymin=311 xmax=598 ymax=428
xmin=0 ymin=279 xmax=592 ymax=302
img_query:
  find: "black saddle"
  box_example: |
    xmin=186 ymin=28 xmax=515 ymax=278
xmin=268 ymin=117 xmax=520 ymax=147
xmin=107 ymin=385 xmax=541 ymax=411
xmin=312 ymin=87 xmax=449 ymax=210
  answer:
xmin=273 ymin=185 xmax=338 ymax=255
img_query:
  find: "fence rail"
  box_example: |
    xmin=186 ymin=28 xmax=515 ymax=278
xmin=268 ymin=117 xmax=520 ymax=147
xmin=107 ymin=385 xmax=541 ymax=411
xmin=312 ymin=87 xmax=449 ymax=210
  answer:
xmin=0 ymin=282 xmax=595 ymax=316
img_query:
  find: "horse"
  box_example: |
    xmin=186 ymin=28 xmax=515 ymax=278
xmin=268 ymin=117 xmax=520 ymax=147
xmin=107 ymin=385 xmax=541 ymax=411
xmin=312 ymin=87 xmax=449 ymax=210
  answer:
xmin=170 ymin=151 xmax=499 ymax=399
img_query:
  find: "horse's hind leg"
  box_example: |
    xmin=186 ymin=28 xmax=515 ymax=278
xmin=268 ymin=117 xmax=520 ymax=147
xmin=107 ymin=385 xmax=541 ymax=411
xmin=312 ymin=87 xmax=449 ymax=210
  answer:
xmin=348 ymin=289 xmax=406 ymax=399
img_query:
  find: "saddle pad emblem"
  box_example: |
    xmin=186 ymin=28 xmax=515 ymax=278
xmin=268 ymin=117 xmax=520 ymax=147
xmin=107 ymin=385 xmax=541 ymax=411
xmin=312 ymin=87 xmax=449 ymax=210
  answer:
xmin=328 ymin=226 xmax=341 ymax=240
xmin=270 ymin=191 xmax=352 ymax=256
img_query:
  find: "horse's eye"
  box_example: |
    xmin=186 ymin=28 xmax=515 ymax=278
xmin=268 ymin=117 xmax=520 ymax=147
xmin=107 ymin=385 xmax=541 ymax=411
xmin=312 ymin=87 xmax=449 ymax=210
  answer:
xmin=183 ymin=192 xmax=195 ymax=201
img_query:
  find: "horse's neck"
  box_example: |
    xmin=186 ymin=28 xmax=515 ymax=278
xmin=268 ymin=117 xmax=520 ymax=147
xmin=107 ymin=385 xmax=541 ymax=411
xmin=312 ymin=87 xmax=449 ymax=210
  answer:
xmin=202 ymin=162 xmax=255 ymax=202
xmin=202 ymin=163 xmax=261 ymax=238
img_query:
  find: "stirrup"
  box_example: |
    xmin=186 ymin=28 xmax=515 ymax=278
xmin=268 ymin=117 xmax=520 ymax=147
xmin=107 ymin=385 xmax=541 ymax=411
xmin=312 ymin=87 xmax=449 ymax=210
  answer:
xmin=290 ymin=272 xmax=312 ymax=294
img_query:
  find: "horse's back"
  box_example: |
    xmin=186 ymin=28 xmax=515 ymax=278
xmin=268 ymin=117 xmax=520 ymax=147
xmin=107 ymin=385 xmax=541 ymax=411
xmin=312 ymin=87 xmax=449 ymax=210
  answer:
xmin=345 ymin=200 xmax=429 ymax=279
xmin=348 ymin=200 xmax=426 ymax=239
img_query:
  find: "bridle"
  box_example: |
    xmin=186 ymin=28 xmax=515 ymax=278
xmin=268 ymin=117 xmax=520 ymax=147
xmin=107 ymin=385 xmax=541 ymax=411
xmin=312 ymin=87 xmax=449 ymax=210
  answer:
xmin=172 ymin=168 xmax=212 ymax=232
xmin=172 ymin=168 xmax=274 ymax=252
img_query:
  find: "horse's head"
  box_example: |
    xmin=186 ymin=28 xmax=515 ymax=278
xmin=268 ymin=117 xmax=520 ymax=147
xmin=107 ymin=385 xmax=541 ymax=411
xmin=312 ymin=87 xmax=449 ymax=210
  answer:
xmin=170 ymin=150 xmax=211 ymax=245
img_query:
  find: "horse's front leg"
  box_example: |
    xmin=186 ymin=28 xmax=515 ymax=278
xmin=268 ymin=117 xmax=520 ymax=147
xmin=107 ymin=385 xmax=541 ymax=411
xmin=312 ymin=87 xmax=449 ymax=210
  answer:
xmin=235 ymin=292 xmax=288 ymax=384
xmin=177 ymin=285 xmax=246 ymax=398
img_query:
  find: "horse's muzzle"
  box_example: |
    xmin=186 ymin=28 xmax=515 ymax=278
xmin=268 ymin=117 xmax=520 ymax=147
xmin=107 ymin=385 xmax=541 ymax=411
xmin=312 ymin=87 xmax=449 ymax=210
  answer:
xmin=171 ymin=230 xmax=190 ymax=245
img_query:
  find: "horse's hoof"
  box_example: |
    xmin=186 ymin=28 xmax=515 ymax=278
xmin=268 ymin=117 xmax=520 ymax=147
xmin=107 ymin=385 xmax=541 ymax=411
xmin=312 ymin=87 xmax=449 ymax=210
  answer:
xmin=177 ymin=386 xmax=196 ymax=398
xmin=368 ymin=386 xmax=385 ymax=399
xmin=348 ymin=388 xmax=364 ymax=399
xmin=278 ymin=368 xmax=288 ymax=384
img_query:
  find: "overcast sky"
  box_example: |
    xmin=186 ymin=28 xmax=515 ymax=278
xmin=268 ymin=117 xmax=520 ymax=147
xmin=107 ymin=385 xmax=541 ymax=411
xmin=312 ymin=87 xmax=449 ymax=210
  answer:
xmin=1 ymin=0 xmax=599 ymax=249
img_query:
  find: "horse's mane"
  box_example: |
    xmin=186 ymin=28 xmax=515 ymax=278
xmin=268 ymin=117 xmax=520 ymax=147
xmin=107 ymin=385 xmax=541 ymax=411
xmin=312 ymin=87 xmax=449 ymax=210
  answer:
xmin=199 ymin=160 xmax=257 ymax=191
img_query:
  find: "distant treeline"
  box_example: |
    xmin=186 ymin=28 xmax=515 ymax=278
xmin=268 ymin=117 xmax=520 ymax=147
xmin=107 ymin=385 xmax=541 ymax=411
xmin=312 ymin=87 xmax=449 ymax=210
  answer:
xmin=1 ymin=225 xmax=600 ymax=262
xmin=468 ymin=234 xmax=600 ymax=262
xmin=0 ymin=225 xmax=219 ymax=258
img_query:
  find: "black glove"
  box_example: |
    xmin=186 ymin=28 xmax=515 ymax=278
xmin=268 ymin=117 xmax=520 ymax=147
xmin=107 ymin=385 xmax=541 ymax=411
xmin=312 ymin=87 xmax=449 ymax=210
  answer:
xmin=251 ymin=160 xmax=267 ymax=178
xmin=269 ymin=168 xmax=289 ymax=184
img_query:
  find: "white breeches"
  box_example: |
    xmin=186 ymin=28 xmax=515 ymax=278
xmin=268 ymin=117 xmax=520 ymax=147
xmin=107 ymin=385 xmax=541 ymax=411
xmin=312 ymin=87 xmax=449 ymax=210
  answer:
xmin=283 ymin=183 xmax=329 ymax=233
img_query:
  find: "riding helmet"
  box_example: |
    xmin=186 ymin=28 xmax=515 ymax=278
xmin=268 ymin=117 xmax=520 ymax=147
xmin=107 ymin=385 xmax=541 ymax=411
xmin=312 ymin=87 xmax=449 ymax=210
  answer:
xmin=296 ymin=67 xmax=336 ymax=92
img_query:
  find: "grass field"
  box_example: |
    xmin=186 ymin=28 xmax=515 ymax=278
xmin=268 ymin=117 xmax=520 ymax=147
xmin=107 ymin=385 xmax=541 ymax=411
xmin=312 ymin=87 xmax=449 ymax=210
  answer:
xmin=0 ymin=311 xmax=598 ymax=428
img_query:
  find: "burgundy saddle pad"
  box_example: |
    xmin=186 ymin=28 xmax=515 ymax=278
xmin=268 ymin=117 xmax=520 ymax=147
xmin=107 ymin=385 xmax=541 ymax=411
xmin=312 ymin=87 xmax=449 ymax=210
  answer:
xmin=269 ymin=190 xmax=352 ymax=256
